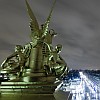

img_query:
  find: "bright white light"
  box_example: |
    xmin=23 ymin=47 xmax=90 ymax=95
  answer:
xmin=0 ymin=75 xmax=2 ymax=77
xmin=60 ymin=71 xmax=100 ymax=100
xmin=4 ymin=77 xmax=8 ymax=79
xmin=79 ymin=72 xmax=96 ymax=93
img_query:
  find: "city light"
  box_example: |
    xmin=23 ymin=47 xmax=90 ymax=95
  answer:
xmin=60 ymin=70 xmax=100 ymax=100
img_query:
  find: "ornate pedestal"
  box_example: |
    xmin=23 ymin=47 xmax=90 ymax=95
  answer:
xmin=0 ymin=93 xmax=55 ymax=100
xmin=0 ymin=81 xmax=59 ymax=100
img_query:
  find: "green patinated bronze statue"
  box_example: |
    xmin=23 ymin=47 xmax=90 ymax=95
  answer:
xmin=0 ymin=0 xmax=69 ymax=99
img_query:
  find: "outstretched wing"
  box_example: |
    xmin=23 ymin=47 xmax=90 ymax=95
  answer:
xmin=25 ymin=0 xmax=40 ymax=36
xmin=42 ymin=0 xmax=56 ymax=37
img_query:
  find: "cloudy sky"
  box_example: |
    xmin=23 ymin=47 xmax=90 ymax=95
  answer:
xmin=0 ymin=0 xmax=100 ymax=70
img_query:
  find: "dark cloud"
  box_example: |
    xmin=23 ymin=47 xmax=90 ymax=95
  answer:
xmin=0 ymin=0 xmax=100 ymax=69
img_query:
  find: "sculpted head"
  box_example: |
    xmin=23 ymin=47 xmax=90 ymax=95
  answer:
xmin=55 ymin=44 xmax=62 ymax=53
xmin=15 ymin=45 xmax=23 ymax=52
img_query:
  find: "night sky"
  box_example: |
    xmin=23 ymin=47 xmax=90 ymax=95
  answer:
xmin=0 ymin=0 xmax=100 ymax=70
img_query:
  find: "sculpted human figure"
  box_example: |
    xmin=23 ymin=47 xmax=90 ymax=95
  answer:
xmin=44 ymin=29 xmax=57 ymax=45
xmin=1 ymin=45 xmax=26 ymax=77
xmin=47 ymin=44 xmax=68 ymax=77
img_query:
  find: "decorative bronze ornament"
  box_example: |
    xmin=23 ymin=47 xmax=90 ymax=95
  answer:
xmin=0 ymin=0 xmax=69 ymax=99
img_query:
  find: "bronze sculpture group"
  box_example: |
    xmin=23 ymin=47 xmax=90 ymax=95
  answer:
xmin=0 ymin=0 xmax=68 ymax=83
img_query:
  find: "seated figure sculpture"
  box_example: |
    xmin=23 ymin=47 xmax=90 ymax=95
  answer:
xmin=44 ymin=44 xmax=68 ymax=78
xmin=1 ymin=45 xmax=26 ymax=79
